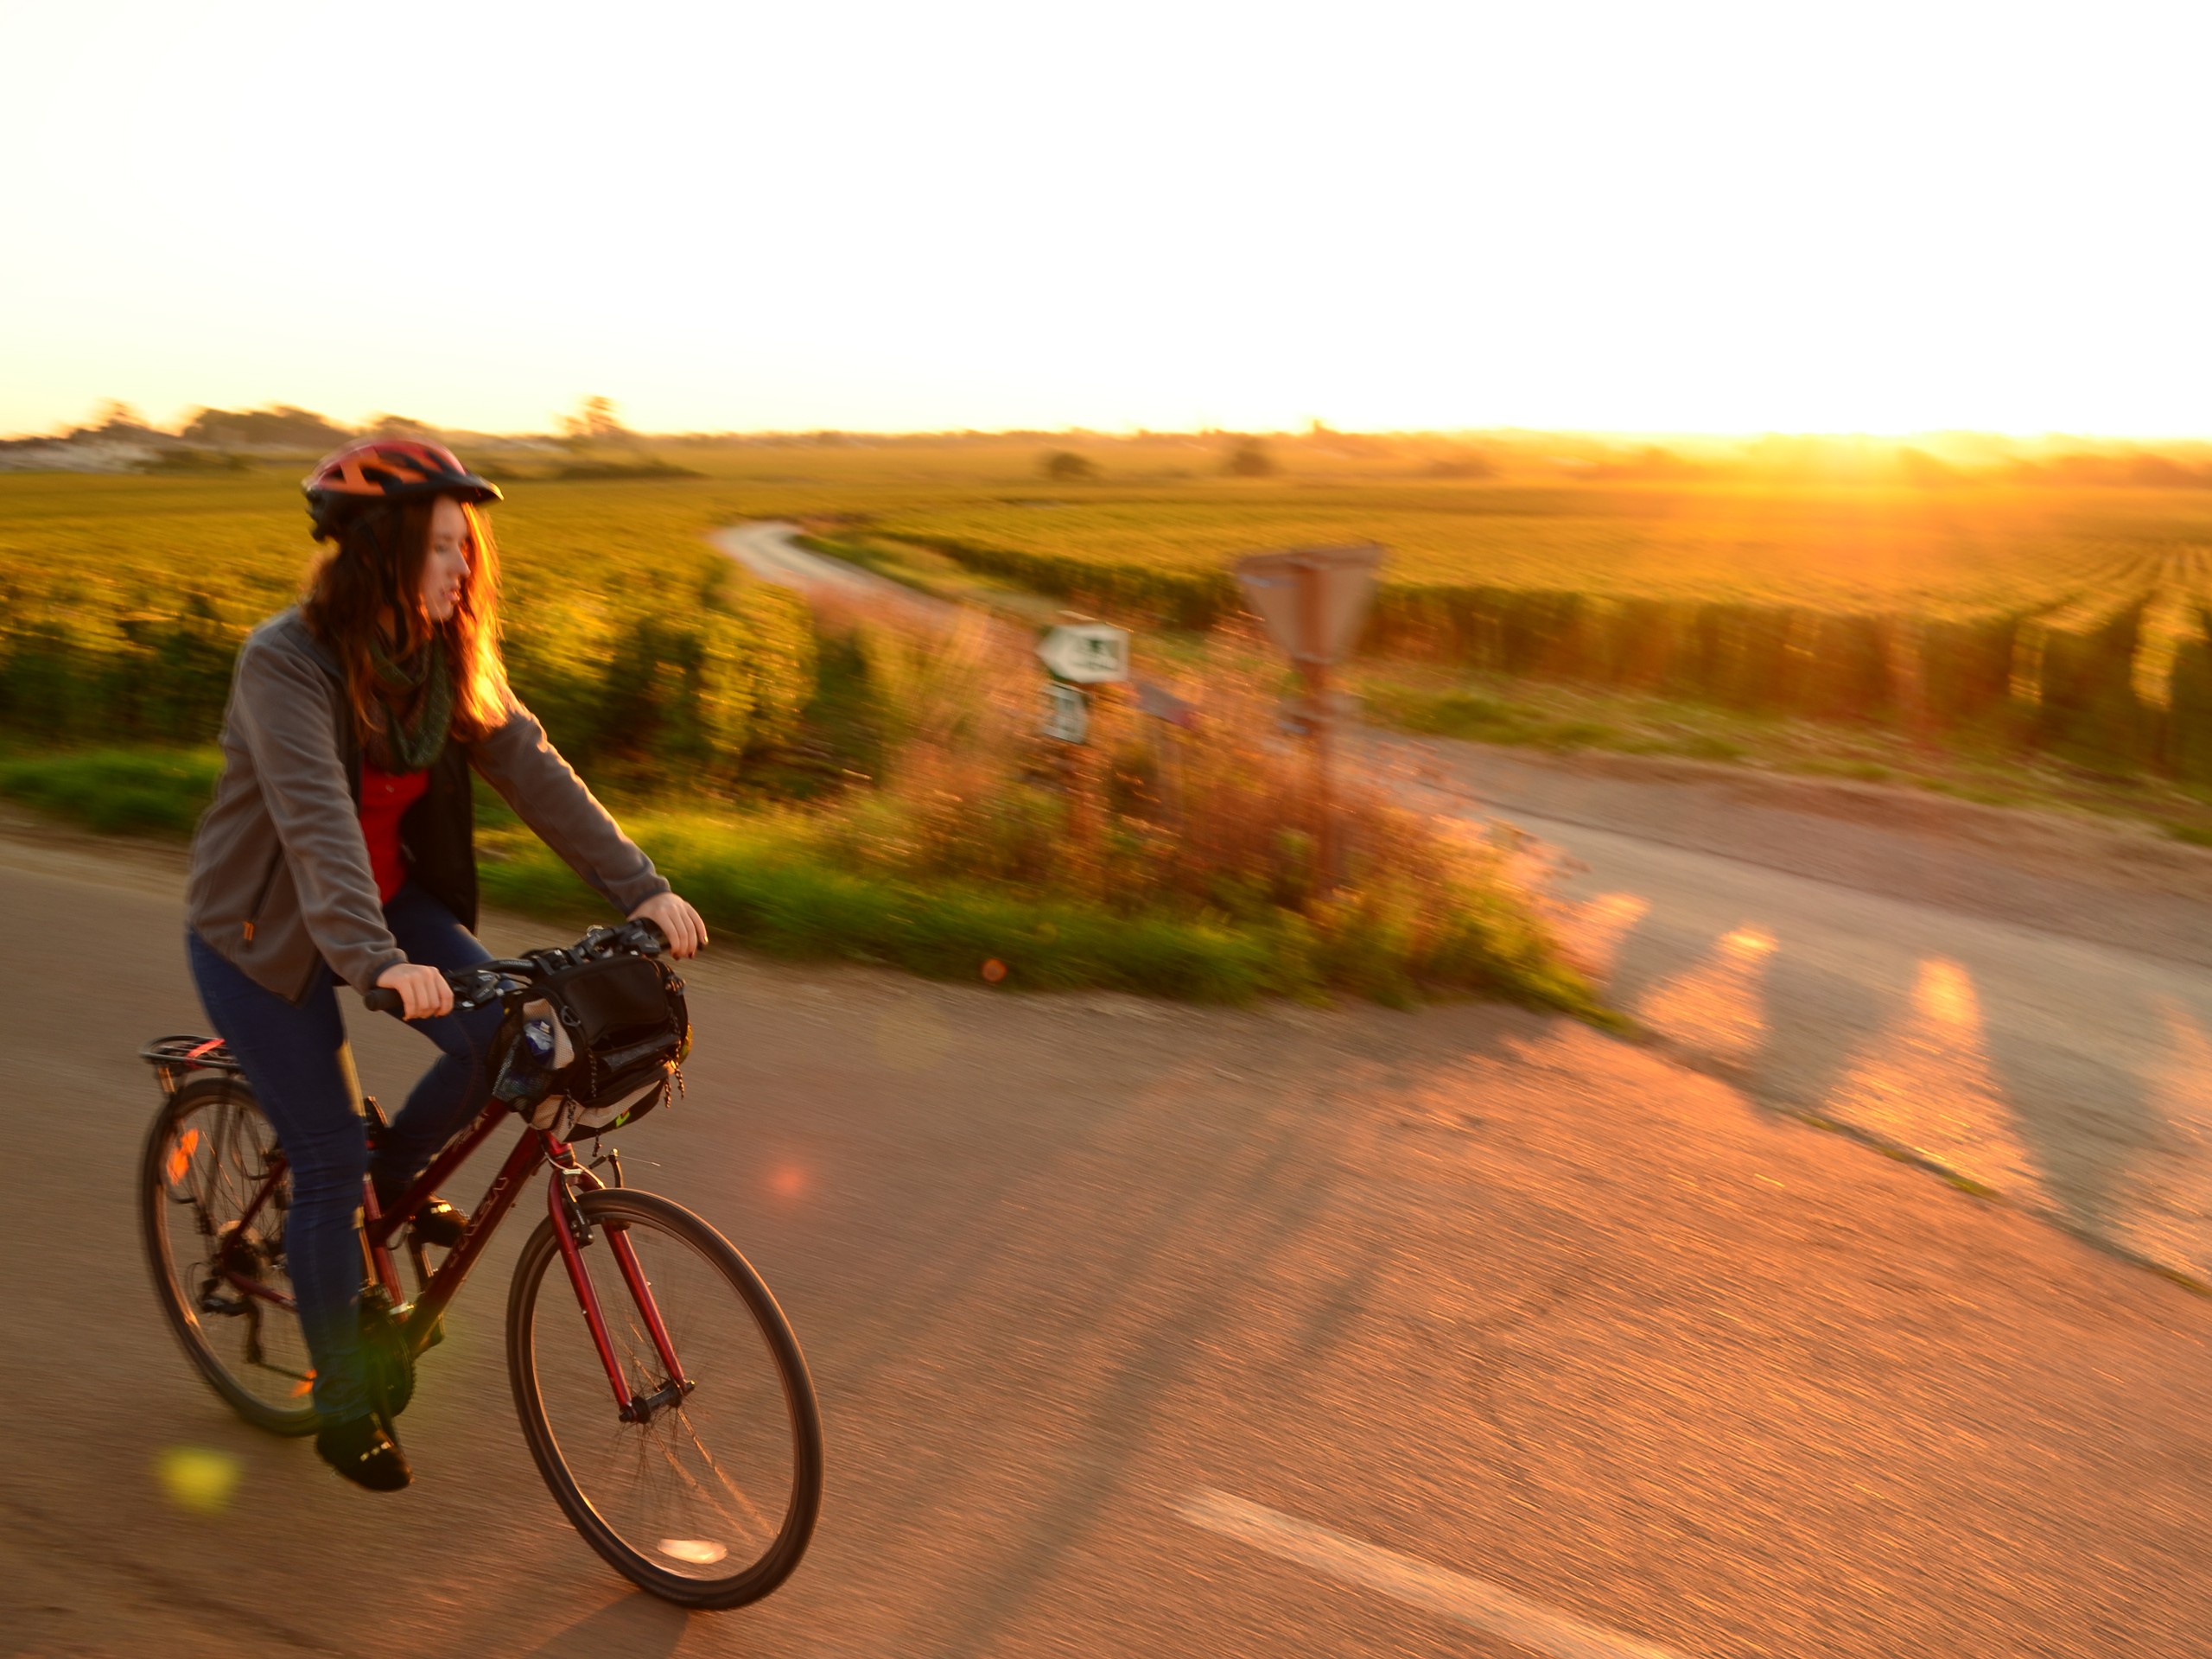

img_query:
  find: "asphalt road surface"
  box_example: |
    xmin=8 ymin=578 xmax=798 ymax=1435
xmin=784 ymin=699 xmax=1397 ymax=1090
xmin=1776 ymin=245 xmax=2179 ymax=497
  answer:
xmin=9 ymin=826 xmax=2212 ymax=1659
xmin=1377 ymin=737 xmax=2212 ymax=1287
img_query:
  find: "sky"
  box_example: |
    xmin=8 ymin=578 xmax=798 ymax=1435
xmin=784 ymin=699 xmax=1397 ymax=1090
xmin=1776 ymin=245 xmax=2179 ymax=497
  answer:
xmin=4 ymin=0 xmax=2211 ymax=439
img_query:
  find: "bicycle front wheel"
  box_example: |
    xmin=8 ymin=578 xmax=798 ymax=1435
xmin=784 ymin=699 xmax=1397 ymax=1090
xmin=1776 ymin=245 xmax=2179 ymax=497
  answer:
xmin=506 ymin=1187 xmax=823 ymax=1609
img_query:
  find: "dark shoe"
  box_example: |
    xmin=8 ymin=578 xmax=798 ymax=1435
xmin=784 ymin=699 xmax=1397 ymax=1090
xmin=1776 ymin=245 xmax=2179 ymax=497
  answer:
xmin=315 ymin=1414 xmax=411 ymax=1491
xmin=372 ymin=1163 xmax=467 ymax=1250
xmin=407 ymin=1197 xmax=467 ymax=1250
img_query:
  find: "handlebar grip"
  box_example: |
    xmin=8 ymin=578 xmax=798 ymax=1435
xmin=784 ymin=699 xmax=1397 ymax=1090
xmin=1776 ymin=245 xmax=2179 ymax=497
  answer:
xmin=364 ymin=987 xmax=404 ymax=1015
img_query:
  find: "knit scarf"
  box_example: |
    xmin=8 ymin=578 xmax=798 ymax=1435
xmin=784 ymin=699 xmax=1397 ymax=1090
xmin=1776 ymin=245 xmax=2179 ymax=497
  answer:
xmin=365 ymin=632 xmax=453 ymax=772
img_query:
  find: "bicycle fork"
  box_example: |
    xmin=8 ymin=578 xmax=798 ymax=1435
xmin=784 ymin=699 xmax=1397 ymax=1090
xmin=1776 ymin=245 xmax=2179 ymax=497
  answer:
xmin=545 ymin=1147 xmax=693 ymax=1425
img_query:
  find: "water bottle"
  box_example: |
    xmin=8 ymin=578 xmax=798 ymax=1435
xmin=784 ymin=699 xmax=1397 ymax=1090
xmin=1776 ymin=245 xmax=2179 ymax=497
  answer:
xmin=493 ymin=1013 xmax=558 ymax=1108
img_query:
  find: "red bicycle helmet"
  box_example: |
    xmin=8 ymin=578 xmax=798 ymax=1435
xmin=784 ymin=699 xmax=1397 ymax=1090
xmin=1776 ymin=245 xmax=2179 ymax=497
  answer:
xmin=302 ymin=438 xmax=502 ymax=538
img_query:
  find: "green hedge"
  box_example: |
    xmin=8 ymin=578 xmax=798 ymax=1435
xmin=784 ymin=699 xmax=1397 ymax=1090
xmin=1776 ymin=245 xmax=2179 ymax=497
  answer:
xmin=886 ymin=530 xmax=2212 ymax=777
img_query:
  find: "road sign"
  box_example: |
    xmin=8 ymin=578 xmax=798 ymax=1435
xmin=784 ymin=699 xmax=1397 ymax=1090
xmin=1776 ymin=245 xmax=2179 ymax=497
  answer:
xmin=1037 ymin=623 xmax=1130 ymax=684
xmin=1231 ymin=544 xmax=1382 ymax=666
xmin=1041 ymin=681 xmax=1090 ymax=743
xmin=1231 ymin=543 xmax=1387 ymax=892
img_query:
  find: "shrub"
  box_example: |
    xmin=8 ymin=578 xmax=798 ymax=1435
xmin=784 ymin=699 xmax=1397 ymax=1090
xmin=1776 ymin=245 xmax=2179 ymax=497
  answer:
xmin=1224 ymin=440 xmax=1276 ymax=478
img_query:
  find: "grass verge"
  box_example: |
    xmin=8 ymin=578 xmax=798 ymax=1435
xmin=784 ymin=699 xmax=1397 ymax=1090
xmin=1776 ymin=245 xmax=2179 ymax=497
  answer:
xmin=1351 ymin=667 xmax=2212 ymax=842
xmin=480 ymin=807 xmax=1605 ymax=1014
xmin=0 ymin=746 xmax=223 ymax=836
xmin=0 ymin=742 xmax=1604 ymax=1015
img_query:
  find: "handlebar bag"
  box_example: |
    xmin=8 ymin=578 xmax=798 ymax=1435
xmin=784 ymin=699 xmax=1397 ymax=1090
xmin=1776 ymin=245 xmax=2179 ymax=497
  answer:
xmin=522 ymin=953 xmax=691 ymax=1139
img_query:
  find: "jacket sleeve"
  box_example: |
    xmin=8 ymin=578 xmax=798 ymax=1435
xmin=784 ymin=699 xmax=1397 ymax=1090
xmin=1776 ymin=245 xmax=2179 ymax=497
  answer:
xmin=232 ymin=637 xmax=405 ymax=994
xmin=469 ymin=702 xmax=671 ymax=914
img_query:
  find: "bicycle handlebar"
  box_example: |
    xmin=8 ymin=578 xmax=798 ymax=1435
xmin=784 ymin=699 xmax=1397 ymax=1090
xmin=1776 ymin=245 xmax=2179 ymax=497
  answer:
xmin=361 ymin=918 xmax=670 ymax=1017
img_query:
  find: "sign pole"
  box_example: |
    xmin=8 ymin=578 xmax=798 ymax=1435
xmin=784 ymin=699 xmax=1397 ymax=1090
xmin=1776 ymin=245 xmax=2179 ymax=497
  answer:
xmin=1299 ymin=568 xmax=1334 ymax=888
xmin=1230 ymin=543 xmax=1383 ymax=898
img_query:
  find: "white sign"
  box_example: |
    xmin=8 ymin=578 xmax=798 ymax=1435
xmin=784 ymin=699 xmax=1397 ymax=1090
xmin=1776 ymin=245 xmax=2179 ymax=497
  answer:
xmin=1041 ymin=682 xmax=1090 ymax=743
xmin=1037 ymin=623 xmax=1130 ymax=684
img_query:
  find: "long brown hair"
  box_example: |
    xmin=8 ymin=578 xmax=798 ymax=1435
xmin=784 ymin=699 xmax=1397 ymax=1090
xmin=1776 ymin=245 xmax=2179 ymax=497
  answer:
xmin=302 ymin=495 xmax=509 ymax=749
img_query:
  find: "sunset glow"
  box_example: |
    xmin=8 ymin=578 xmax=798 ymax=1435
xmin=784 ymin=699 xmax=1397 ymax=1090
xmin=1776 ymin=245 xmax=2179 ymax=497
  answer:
xmin=7 ymin=2 xmax=2212 ymax=437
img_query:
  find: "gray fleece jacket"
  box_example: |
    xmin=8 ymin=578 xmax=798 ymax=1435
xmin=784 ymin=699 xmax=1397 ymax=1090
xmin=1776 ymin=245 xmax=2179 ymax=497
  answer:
xmin=186 ymin=609 xmax=670 ymax=1002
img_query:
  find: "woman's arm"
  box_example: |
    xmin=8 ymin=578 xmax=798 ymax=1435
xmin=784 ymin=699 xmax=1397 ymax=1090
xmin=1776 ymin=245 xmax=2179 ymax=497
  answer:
xmin=469 ymin=701 xmax=675 ymax=916
xmin=230 ymin=637 xmax=405 ymax=994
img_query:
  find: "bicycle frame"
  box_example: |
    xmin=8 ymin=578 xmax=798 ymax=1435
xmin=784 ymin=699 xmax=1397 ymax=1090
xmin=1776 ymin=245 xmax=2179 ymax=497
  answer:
xmin=210 ymin=1094 xmax=690 ymax=1421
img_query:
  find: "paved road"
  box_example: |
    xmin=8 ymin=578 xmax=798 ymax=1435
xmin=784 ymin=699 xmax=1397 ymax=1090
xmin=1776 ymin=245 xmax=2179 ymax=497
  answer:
xmin=711 ymin=523 xmax=942 ymax=622
xmin=1372 ymin=738 xmax=2212 ymax=1287
xmin=10 ymin=834 xmax=2212 ymax=1657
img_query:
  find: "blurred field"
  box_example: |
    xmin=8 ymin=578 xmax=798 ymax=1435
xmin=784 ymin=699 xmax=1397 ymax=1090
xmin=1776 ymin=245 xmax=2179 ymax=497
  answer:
xmin=853 ymin=480 xmax=2198 ymax=613
xmin=637 ymin=434 xmax=2212 ymax=609
xmin=0 ymin=471 xmax=815 ymax=781
xmin=11 ymin=441 xmax=2212 ymax=779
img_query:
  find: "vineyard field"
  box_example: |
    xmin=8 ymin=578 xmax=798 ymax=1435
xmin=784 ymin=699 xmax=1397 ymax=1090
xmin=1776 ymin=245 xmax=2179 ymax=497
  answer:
xmin=0 ymin=470 xmax=815 ymax=781
xmin=10 ymin=444 xmax=2212 ymax=777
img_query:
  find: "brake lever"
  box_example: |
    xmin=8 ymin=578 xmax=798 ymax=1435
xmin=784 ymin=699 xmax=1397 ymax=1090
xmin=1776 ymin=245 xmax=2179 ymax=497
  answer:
xmin=451 ymin=969 xmax=506 ymax=1012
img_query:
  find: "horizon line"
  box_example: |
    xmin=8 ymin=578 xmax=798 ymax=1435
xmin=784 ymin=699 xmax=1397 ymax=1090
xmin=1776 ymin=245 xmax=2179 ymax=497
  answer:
xmin=18 ymin=415 xmax=2212 ymax=448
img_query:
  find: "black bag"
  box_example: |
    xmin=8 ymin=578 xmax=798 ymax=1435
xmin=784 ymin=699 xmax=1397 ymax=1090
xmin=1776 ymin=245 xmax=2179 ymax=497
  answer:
xmin=527 ymin=953 xmax=690 ymax=1137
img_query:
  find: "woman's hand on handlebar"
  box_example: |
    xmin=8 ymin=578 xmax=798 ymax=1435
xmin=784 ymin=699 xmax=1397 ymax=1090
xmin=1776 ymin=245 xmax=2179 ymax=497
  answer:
xmin=375 ymin=961 xmax=454 ymax=1020
xmin=630 ymin=891 xmax=707 ymax=959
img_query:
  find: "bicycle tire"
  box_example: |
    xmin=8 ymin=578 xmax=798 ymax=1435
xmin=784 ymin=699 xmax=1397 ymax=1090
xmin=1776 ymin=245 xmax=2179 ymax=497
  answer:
xmin=141 ymin=1075 xmax=319 ymax=1437
xmin=505 ymin=1187 xmax=823 ymax=1609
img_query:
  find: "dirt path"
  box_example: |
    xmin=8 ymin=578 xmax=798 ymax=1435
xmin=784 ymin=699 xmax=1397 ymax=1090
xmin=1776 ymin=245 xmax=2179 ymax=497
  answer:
xmin=12 ymin=840 xmax=2212 ymax=1657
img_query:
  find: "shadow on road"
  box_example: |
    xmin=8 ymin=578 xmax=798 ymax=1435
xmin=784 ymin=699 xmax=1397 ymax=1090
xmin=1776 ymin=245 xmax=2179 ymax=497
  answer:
xmin=521 ymin=1592 xmax=688 ymax=1659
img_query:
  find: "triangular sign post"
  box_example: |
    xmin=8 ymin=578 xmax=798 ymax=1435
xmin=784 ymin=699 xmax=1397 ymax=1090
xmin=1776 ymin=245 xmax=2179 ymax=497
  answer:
xmin=1231 ymin=544 xmax=1385 ymax=888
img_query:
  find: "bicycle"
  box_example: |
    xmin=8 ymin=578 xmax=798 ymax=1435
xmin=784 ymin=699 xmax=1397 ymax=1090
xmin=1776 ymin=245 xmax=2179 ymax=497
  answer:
xmin=140 ymin=919 xmax=824 ymax=1609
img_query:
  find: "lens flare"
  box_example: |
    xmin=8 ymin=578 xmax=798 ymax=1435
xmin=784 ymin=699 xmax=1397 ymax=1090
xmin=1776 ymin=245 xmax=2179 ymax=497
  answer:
xmin=156 ymin=1446 xmax=240 ymax=1515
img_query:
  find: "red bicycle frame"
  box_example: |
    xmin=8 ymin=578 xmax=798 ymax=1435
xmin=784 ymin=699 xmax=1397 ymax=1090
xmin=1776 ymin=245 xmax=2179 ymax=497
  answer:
xmin=213 ymin=1093 xmax=688 ymax=1420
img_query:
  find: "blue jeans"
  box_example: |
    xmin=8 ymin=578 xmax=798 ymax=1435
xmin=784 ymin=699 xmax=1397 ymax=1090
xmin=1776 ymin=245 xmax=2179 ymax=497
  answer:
xmin=186 ymin=884 xmax=505 ymax=1422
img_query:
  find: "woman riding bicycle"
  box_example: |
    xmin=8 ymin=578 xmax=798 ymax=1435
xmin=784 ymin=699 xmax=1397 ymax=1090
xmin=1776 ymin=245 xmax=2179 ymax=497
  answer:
xmin=185 ymin=438 xmax=707 ymax=1493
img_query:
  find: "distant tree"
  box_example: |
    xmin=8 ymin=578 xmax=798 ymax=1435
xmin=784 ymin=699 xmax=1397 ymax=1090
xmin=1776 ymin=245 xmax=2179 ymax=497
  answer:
xmin=1425 ymin=446 xmax=1497 ymax=480
xmin=89 ymin=399 xmax=149 ymax=433
xmin=1224 ymin=439 xmax=1276 ymax=478
xmin=180 ymin=405 xmax=351 ymax=451
xmin=2126 ymin=452 xmax=2202 ymax=488
xmin=559 ymin=395 xmax=631 ymax=448
xmin=1040 ymin=449 xmax=1097 ymax=481
xmin=1586 ymin=444 xmax=1697 ymax=481
xmin=367 ymin=411 xmax=438 ymax=438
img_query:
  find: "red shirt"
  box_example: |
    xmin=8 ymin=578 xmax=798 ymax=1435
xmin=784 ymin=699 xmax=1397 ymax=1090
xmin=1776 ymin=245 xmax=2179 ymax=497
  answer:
xmin=359 ymin=764 xmax=429 ymax=904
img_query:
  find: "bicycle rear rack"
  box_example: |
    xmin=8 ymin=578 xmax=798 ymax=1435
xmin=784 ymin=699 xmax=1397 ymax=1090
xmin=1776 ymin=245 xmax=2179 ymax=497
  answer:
xmin=141 ymin=1034 xmax=243 ymax=1095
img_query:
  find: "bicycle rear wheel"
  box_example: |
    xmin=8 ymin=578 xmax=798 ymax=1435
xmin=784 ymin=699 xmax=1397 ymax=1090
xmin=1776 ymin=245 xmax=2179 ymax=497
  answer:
xmin=141 ymin=1075 xmax=318 ymax=1435
xmin=506 ymin=1187 xmax=823 ymax=1609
